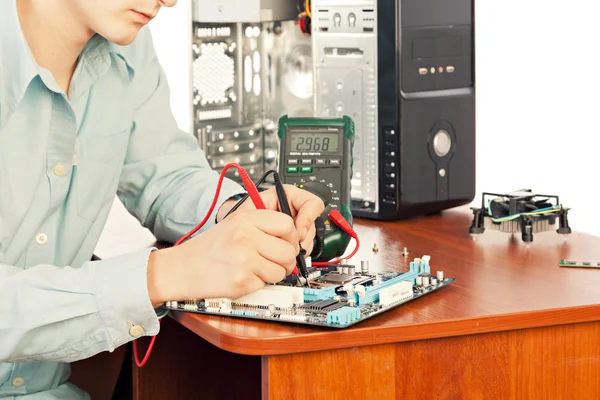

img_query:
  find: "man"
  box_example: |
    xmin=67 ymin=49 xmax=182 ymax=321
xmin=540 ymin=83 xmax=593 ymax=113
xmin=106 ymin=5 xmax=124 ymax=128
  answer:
xmin=0 ymin=0 xmax=324 ymax=398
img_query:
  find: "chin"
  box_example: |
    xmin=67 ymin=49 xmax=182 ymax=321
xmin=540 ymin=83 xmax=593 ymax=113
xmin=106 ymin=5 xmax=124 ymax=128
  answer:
xmin=102 ymin=26 xmax=142 ymax=46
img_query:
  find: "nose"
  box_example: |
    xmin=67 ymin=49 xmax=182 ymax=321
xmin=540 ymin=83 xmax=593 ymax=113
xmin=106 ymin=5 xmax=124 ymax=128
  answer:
xmin=159 ymin=0 xmax=177 ymax=6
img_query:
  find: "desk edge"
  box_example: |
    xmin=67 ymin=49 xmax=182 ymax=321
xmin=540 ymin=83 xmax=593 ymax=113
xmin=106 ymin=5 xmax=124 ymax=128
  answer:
xmin=169 ymin=303 xmax=600 ymax=356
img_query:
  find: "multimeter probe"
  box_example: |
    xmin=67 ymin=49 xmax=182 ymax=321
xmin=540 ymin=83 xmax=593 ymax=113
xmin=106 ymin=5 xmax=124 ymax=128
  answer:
xmin=133 ymin=162 xmax=358 ymax=367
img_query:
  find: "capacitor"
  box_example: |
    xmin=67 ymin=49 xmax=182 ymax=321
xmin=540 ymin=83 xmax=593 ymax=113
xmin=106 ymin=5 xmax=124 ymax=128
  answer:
xmin=337 ymin=266 xmax=344 ymax=273
xmin=340 ymin=259 xmax=348 ymax=265
xmin=348 ymin=266 xmax=355 ymax=275
xmin=268 ymin=304 xmax=276 ymax=314
xmin=416 ymin=276 xmax=423 ymax=286
xmin=436 ymin=271 xmax=444 ymax=281
xmin=422 ymin=276 xmax=430 ymax=286
xmin=342 ymin=266 xmax=349 ymax=274
xmin=361 ymin=260 xmax=369 ymax=273
xmin=431 ymin=277 xmax=438 ymax=286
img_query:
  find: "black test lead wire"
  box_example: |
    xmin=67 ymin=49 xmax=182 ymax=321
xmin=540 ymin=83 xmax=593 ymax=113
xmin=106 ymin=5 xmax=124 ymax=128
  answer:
xmin=273 ymin=172 xmax=310 ymax=286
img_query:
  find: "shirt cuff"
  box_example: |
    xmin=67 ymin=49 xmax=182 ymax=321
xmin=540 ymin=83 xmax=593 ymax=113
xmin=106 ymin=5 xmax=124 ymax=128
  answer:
xmin=94 ymin=247 xmax=160 ymax=350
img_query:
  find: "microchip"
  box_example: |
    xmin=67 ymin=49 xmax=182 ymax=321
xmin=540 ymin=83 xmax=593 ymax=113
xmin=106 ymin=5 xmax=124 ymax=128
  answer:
xmin=314 ymin=273 xmax=356 ymax=284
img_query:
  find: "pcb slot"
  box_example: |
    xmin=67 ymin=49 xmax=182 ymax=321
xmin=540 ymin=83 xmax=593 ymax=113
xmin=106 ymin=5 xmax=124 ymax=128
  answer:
xmin=301 ymin=299 xmax=338 ymax=311
xmin=322 ymin=302 xmax=346 ymax=312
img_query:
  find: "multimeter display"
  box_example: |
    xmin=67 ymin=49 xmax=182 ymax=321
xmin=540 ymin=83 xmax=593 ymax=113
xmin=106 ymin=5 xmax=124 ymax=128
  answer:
xmin=290 ymin=132 xmax=340 ymax=153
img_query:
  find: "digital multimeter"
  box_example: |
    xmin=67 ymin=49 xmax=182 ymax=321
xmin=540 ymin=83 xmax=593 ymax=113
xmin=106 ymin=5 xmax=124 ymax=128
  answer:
xmin=277 ymin=115 xmax=355 ymax=262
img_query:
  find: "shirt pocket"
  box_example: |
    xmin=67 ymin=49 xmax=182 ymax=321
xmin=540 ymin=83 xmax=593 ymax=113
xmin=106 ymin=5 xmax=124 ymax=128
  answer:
xmin=76 ymin=129 xmax=130 ymax=222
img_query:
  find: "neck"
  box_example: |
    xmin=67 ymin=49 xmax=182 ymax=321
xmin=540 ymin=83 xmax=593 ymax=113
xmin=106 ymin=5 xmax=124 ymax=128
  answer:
xmin=17 ymin=0 xmax=94 ymax=95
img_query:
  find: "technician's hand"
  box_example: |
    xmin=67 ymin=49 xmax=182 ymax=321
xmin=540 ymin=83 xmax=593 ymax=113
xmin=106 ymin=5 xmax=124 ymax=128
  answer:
xmin=217 ymin=184 xmax=325 ymax=255
xmin=147 ymin=209 xmax=299 ymax=307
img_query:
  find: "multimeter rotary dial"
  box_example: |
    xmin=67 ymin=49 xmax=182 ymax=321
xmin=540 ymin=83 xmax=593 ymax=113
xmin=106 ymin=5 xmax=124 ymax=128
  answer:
xmin=298 ymin=181 xmax=332 ymax=206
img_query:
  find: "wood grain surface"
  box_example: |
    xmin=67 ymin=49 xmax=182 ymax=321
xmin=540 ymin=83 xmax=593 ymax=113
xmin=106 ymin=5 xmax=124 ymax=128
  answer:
xmin=261 ymin=321 xmax=600 ymax=400
xmin=164 ymin=207 xmax=600 ymax=355
xmin=132 ymin=316 xmax=600 ymax=400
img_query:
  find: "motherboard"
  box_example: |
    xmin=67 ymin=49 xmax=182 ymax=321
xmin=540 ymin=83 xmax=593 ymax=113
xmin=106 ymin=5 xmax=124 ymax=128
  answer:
xmin=165 ymin=255 xmax=454 ymax=328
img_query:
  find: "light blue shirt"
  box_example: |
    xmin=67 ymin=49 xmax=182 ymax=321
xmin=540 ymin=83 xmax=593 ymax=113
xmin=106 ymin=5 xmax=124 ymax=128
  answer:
xmin=0 ymin=1 xmax=245 ymax=398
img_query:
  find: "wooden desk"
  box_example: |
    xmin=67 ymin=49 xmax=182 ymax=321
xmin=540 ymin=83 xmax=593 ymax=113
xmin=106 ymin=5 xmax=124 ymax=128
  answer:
xmin=116 ymin=205 xmax=600 ymax=399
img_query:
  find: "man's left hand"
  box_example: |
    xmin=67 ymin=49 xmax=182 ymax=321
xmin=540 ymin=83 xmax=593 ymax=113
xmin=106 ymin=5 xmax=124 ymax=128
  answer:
xmin=217 ymin=185 xmax=325 ymax=256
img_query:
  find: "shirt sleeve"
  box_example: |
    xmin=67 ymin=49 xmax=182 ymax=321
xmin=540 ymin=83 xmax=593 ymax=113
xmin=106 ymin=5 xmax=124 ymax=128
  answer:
xmin=116 ymin=27 xmax=246 ymax=244
xmin=0 ymin=248 xmax=159 ymax=363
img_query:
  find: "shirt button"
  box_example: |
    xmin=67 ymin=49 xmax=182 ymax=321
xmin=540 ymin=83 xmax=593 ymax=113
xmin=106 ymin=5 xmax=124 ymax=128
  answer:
xmin=54 ymin=163 xmax=66 ymax=176
xmin=35 ymin=233 xmax=48 ymax=245
xmin=12 ymin=377 xmax=25 ymax=386
xmin=129 ymin=325 xmax=144 ymax=337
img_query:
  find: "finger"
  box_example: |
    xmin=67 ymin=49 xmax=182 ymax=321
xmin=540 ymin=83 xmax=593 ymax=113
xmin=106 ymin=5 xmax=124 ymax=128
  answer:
xmin=254 ymin=231 xmax=298 ymax=275
xmin=301 ymin=223 xmax=316 ymax=256
xmin=283 ymin=185 xmax=325 ymax=240
xmin=250 ymin=210 xmax=299 ymax=246
xmin=241 ymin=276 xmax=268 ymax=296
xmin=257 ymin=188 xmax=280 ymax=211
xmin=253 ymin=255 xmax=290 ymax=283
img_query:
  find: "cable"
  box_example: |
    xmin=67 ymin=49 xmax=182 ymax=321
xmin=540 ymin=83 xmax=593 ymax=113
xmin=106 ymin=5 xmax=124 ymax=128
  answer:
xmin=311 ymin=217 xmax=325 ymax=260
xmin=487 ymin=199 xmax=562 ymax=223
xmin=312 ymin=209 xmax=360 ymax=266
xmin=133 ymin=163 xmax=264 ymax=368
xmin=297 ymin=15 xmax=310 ymax=37
xmin=272 ymin=171 xmax=309 ymax=285
xmin=296 ymin=0 xmax=311 ymax=37
xmin=221 ymin=170 xmax=276 ymax=220
xmin=174 ymin=164 xmax=265 ymax=246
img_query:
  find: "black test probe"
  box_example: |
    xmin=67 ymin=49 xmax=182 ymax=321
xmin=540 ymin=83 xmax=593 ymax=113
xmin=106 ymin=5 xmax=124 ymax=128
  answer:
xmin=273 ymin=172 xmax=310 ymax=286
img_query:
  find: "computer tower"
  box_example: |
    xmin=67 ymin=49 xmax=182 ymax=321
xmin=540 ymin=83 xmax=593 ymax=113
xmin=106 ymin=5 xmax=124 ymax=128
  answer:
xmin=311 ymin=0 xmax=476 ymax=220
xmin=190 ymin=0 xmax=307 ymax=183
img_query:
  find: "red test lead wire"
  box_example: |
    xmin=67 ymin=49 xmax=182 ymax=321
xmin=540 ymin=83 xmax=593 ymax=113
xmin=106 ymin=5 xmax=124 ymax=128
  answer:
xmin=312 ymin=209 xmax=360 ymax=267
xmin=133 ymin=163 xmax=265 ymax=368
xmin=174 ymin=163 xmax=265 ymax=246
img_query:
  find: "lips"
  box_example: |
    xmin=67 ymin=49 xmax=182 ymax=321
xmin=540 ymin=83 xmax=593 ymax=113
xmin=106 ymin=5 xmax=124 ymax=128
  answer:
xmin=133 ymin=10 xmax=155 ymax=20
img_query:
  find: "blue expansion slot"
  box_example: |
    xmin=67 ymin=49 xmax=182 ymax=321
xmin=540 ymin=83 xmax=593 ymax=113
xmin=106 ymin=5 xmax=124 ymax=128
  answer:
xmin=358 ymin=259 xmax=430 ymax=304
xmin=326 ymin=307 xmax=361 ymax=326
xmin=303 ymin=286 xmax=337 ymax=301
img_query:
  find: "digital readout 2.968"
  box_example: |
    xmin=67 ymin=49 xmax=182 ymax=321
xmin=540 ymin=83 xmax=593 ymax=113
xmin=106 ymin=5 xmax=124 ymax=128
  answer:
xmin=290 ymin=132 xmax=339 ymax=152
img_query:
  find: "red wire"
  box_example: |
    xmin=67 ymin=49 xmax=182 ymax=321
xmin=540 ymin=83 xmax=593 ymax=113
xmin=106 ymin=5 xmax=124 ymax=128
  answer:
xmin=297 ymin=16 xmax=310 ymax=37
xmin=133 ymin=163 xmax=264 ymax=368
xmin=312 ymin=209 xmax=359 ymax=266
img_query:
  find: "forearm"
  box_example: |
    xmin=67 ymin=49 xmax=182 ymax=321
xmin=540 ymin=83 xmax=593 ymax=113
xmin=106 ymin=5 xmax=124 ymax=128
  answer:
xmin=118 ymin=156 xmax=245 ymax=243
xmin=0 ymin=249 xmax=159 ymax=363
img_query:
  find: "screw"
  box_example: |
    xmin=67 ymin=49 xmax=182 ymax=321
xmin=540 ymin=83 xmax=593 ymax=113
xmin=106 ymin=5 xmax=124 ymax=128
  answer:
xmin=372 ymin=243 xmax=378 ymax=253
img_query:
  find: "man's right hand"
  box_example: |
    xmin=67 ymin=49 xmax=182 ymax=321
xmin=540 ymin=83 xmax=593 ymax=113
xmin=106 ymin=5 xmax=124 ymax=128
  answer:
xmin=146 ymin=209 xmax=300 ymax=308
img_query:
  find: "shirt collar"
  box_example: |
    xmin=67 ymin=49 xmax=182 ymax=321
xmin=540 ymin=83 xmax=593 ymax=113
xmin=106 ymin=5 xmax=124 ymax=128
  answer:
xmin=0 ymin=0 xmax=136 ymax=120
xmin=0 ymin=0 xmax=40 ymax=122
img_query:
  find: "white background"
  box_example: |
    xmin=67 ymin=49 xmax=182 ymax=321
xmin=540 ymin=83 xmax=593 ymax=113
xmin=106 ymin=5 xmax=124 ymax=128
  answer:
xmin=145 ymin=0 xmax=600 ymax=237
